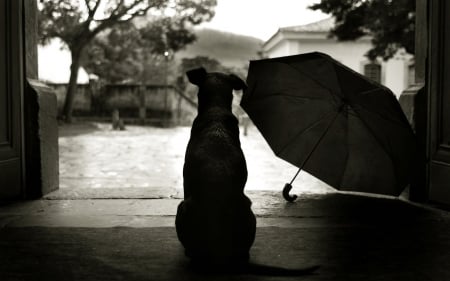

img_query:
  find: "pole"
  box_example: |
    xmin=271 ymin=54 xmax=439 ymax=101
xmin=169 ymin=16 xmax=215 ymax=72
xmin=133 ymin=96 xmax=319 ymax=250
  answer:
xmin=163 ymin=50 xmax=169 ymax=127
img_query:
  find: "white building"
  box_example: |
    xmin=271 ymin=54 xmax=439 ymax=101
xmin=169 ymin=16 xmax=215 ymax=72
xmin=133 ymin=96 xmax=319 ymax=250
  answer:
xmin=262 ymin=18 xmax=414 ymax=98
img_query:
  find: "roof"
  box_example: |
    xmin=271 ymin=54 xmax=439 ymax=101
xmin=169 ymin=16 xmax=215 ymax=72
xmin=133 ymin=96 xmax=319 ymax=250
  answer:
xmin=263 ymin=17 xmax=371 ymax=52
xmin=280 ymin=17 xmax=335 ymax=33
xmin=263 ymin=17 xmax=335 ymax=50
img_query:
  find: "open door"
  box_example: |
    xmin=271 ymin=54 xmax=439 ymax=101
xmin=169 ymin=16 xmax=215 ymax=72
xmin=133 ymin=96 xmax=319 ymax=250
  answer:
xmin=427 ymin=0 xmax=450 ymax=205
xmin=0 ymin=1 xmax=24 ymax=199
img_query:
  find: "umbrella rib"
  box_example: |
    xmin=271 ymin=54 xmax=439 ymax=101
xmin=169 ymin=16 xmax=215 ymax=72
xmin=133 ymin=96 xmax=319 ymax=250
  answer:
xmin=288 ymin=109 xmax=342 ymax=186
xmin=281 ymin=62 xmax=338 ymax=96
xmin=276 ymin=109 xmax=337 ymax=157
xmin=281 ymin=61 xmax=406 ymax=129
xmin=246 ymin=92 xmax=327 ymax=102
xmin=350 ymin=98 xmax=412 ymax=129
xmin=359 ymin=86 xmax=392 ymax=96
xmin=351 ymin=103 xmax=411 ymax=129
xmin=347 ymin=104 xmax=398 ymax=181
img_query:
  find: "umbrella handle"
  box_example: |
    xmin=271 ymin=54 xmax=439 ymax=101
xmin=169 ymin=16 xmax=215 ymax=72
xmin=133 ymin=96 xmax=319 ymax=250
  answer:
xmin=283 ymin=110 xmax=341 ymax=202
xmin=283 ymin=183 xmax=297 ymax=202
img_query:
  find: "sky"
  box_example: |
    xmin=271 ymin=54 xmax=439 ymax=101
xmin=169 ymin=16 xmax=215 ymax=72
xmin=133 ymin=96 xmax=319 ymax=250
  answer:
xmin=198 ymin=0 xmax=329 ymax=41
xmin=38 ymin=0 xmax=329 ymax=83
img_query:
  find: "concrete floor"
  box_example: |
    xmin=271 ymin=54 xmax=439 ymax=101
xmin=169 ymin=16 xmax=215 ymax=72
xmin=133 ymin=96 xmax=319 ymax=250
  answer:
xmin=1 ymin=191 xmax=447 ymax=227
xmin=1 ymin=192 xmax=450 ymax=280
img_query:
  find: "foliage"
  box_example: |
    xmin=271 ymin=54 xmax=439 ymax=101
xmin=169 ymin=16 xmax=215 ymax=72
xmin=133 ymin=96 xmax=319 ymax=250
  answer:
xmin=83 ymin=16 xmax=198 ymax=84
xmin=139 ymin=17 xmax=197 ymax=55
xmin=38 ymin=0 xmax=217 ymax=122
xmin=309 ymin=0 xmax=415 ymax=60
xmin=40 ymin=0 xmax=161 ymax=49
xmin=82 ymin=23 xmax=143 ymax=83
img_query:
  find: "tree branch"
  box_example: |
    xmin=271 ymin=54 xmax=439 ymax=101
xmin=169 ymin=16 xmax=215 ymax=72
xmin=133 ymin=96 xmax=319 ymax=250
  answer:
xmin=84 ymin=0 xmax=92 ymax=13
xmin=90 ymin=0 xmax=102 ymax=18
xmin=84 ymin=0 xmax=103 ymax=20
xmin=118 ymin=5 xmax=153 ymax=22
xmin=110 ymin=0 xmax=126 ymax=17
xmin=93 ymin=0 xmax=140 ymax=23
xmin=92 ymin=1 xmax=160 ymax=35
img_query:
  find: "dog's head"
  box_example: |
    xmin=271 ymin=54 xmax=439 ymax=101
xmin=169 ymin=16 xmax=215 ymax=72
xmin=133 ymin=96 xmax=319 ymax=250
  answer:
xmin=186 ymin=67 xmax=247 ymax=112
xmin=186 ymin=67 xmax=247 ymax=91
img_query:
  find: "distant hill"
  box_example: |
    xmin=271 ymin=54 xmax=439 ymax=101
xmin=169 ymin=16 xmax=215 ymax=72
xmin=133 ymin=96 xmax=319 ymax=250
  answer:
xmin=175 ymin=28 xmax=263 ymax=69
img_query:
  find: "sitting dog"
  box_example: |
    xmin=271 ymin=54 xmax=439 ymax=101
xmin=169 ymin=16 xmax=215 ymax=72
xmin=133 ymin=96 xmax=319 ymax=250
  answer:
xmin=175 ymin=67 xmax=255 ymax=267
xmin=175 ymin=67 xmax=319 ymax=275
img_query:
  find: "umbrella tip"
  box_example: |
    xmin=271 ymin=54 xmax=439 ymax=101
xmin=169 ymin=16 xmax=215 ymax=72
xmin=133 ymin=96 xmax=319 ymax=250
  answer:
xmin=283 ymin=183 xmax=298 ymax=202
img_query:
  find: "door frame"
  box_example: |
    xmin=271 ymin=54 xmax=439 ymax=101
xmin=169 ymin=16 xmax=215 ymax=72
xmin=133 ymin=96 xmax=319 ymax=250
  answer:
xmin=0 ymin=0 xmax=25 ymax=199
xmin=426 ymin=0 xmax=450 ymax=205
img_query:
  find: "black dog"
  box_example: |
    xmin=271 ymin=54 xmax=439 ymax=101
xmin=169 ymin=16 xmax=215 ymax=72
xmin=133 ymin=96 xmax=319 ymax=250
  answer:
xmin=175 ymin=67 xmax=319 ymax=275
xmin=175 ymin=67 xmax=255 ymax=266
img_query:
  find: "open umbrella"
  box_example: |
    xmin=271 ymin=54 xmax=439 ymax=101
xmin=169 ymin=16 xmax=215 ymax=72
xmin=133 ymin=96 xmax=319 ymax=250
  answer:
xmin=241 ymin=52 xmax=417 ymax=201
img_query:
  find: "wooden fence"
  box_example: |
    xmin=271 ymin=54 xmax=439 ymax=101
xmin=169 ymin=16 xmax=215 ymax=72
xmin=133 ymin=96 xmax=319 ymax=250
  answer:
xmin=48 ymin=83 xmax=197 ymax=126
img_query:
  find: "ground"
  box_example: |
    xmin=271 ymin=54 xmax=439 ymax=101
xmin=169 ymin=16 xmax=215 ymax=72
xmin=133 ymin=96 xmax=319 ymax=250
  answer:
xmin=1 ymin=122 xmax=449 ymax=280
xmin=55 ymin=122 xmax=333 ymax=199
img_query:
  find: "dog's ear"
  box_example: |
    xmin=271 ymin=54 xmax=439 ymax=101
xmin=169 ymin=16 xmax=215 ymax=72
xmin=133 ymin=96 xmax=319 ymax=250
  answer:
xmin=186 ymin=67 xmax=207 ymax=86
xmin=228 ymin=74 xmax=247 ymax=91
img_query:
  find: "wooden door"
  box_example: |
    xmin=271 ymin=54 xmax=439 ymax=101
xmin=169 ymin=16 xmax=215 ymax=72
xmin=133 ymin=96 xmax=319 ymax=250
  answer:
xmin=0 ymin=1 xmax=24 ymax=199
xmin=428 ymin=0 xmax=450 ymax=205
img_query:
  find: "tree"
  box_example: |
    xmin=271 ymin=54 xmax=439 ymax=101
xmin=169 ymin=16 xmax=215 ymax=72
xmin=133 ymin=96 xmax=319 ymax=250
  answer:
xmin=83 ymin=22 xmax=143 ymax=83
xmin=309 ymin=0 xmax=415 ymax=60
xmin=39 ymin=0 xmax=216 ymax=122
xmin=83 ymin=17 xmax=197 ymax=84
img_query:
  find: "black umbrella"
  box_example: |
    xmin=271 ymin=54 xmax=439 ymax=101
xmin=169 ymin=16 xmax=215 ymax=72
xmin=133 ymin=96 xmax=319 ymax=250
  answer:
xmin=241 ymin=52 xmax=417 ymax=201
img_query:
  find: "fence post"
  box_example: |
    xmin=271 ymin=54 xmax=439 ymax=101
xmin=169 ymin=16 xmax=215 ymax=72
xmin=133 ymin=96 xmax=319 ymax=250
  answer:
xmin=138 ymin=85 xmax=146 ymax=121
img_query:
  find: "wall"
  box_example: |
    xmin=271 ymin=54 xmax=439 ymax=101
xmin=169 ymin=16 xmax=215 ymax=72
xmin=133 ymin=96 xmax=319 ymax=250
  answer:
xmin=46 ymin=82 xmax=197 ymax=125
xmin=265 ymin=37 xmax=411 ymax=98
xmin=386 ymin=55 xmax=413 ymax=98
xmin=49 ymin=83 xmax=92 ymax=113
xmin=293 ymin=39 xmax=371 ymax=72
xmin=266 ymin=40 xmax=291 ymax=58
xmin=22 ymin=0 xmax=59 ymax=198
xmin=102 ymin=84 xmax=197 ymax=124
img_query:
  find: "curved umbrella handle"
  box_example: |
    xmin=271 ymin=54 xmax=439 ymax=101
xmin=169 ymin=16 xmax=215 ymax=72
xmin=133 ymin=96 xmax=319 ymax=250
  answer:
xmin=283 ymin=183 xmax=298 ymax=202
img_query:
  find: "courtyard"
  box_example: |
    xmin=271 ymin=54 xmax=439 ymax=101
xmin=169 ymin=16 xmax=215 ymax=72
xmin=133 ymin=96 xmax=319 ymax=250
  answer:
xmin=54 ymin=122 xmax=333 ymax=199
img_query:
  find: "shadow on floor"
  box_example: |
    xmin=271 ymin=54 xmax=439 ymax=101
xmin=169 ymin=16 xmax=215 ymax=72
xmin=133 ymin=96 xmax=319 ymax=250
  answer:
xmin=0 ymin=193 xmax=449 ymax=280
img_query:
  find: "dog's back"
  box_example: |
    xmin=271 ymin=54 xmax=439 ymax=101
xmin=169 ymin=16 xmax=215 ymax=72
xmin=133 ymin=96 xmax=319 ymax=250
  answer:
xmin=184 ymin=109 xmax=246 ymax=200
xmin=175 ymin=67 xmax=255 ymax=265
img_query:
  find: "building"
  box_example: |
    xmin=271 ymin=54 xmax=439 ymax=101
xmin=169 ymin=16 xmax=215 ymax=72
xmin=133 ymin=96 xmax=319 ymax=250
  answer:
xmin=262 ymin=18 xmax=414 ymax=98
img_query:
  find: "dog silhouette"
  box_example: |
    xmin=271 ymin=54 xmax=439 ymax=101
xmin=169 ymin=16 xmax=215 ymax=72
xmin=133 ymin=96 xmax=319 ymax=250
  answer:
xmin=175 ymin=67 xmax=319 ymax=275
xmin=176 ymin=67 xmax=254 ymax=266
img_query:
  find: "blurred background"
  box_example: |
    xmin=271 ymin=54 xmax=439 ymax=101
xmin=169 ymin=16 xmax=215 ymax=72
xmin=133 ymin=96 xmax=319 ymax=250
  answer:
xmin=36 ymin=0 xmax=415 ymax=198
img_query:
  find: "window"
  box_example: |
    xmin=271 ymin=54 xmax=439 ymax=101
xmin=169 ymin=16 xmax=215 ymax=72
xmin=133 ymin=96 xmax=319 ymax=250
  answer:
xmin=364 ymin=63 xmax=381 ymax=83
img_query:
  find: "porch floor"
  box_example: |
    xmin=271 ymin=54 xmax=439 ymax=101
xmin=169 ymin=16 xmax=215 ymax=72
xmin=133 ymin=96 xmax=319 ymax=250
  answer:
xmin=1 ymin=191 xmax=449 ymax=280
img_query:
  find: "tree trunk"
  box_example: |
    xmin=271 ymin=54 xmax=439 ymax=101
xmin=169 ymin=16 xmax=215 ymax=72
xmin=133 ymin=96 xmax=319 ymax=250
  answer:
xmin=62 ymin=48 xmax=82 ymax=123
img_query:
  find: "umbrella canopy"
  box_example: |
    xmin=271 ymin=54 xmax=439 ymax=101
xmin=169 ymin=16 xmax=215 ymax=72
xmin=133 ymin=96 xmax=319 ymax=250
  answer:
xmin=241 ymin=52 xmax=417 ymax=198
